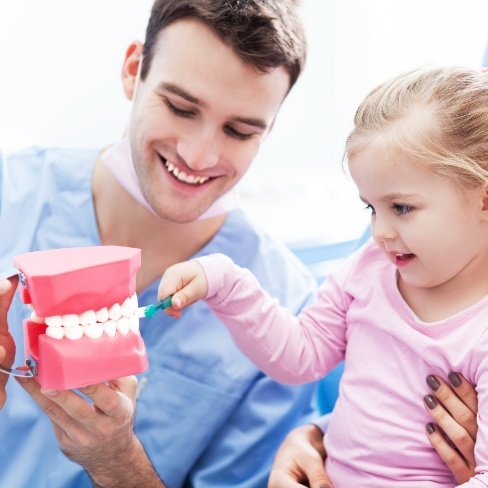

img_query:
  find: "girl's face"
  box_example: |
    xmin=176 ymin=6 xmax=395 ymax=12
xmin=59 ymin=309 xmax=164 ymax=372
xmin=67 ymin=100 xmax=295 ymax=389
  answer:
xmin=348 ymin=143 xmax=488 ymax=292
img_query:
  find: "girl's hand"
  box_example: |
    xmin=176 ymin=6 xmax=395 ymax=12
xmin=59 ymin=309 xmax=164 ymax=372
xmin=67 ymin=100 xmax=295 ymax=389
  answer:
xmin=157 ymin=260 xmax=208 ymax=319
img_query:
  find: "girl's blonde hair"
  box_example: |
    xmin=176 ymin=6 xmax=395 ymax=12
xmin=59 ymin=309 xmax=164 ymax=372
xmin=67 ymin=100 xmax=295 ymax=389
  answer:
xmin=345 ymin=65 xmax=488 ymax=188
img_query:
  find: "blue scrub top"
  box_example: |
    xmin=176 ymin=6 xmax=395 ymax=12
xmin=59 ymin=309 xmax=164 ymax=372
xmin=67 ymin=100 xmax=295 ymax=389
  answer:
xmin=0 ymin=147 xmax=318 ymax=487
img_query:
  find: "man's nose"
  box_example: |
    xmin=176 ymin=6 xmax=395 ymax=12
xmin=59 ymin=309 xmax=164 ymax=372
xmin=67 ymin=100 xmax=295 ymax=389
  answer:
xmin=177 ymin=128 xmax=221 ymax=171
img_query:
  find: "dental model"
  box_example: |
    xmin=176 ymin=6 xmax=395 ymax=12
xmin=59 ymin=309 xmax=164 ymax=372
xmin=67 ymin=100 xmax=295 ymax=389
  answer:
xmin=12 ymin=246 xmax=148 ymax=390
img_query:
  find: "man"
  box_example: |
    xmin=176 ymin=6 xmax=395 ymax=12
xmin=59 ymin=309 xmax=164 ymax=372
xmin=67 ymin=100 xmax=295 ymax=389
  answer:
xmin=0 ymin=1 xmax=318 ymax=486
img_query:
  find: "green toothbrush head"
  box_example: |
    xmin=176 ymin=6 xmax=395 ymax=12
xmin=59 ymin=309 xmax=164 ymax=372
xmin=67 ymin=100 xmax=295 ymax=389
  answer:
xmin=138 ymin=295 xmax=173 ymax=318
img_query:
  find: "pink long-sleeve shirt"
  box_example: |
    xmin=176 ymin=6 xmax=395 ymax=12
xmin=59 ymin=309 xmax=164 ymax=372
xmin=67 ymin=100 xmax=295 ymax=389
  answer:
xmin=197 ymin=240 xmax=488 ymax=487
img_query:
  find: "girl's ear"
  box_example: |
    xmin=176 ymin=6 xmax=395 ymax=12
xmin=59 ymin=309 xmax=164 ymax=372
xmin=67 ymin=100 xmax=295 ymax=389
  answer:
xmin=481 ymin=186 xmax=488 ymax=213
xmin=121 ymin=41 xmax=143 ymax=101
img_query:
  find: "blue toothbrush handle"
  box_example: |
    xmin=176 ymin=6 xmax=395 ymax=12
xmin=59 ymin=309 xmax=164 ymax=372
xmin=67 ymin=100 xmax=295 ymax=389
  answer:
xmin=139 ymin=295 xmax=173 ymax=318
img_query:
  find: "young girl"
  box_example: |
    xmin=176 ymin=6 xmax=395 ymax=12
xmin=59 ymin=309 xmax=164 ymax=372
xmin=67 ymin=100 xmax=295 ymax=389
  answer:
xmin=157 ymin=65 xmax=488 ymax=487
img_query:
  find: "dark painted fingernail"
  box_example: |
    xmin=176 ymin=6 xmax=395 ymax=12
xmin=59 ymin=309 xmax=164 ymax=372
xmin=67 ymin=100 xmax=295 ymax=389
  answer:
xmin=426 ymin=423 xmax=436 ymax=434
xmin=448 ymin=371 xmax=462 ymax=388
xmin=424 ymin=395 xmax=438 ymax=409
xmin=426 ymin=375 xmax=440 ymax=391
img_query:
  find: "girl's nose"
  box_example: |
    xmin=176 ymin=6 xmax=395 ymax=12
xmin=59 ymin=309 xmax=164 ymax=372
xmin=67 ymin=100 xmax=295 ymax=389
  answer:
xmin=372 ymin=215 xmax=396 ymax=242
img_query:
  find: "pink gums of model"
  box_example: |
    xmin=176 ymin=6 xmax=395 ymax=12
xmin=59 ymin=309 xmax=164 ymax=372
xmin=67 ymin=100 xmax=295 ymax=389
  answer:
xmin=13 ymin=246 xmax=148 ymax=390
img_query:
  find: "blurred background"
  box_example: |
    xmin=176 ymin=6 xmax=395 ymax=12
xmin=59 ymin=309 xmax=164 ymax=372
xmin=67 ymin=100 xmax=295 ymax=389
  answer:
xmin=1 ymin=1 xmax=487 ymax=247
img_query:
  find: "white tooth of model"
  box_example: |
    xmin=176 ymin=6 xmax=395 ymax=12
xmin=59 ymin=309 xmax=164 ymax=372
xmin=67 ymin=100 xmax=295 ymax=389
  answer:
xmin=129 ymin=315 xmax=140 ymax=333
xmin=121 ymin=297 xmax=133 ymax=318
xmin=103 ymin=320 xmax=117 ymax=338
xmin=108 ymin=303 xmax=122 ymax=321
xmin=62 ymin=314 xmax=79 ymax=328
xmin=45 ymin=315 xmax=62 ymax=327
xmin=46 ymin=326 xmax=64 ymax=340
xmin=30 ymin=311 xmax=45 ymax=324
xmin=80 ymin=310 xmax=96 ymax=326
xmin=130 ymin=293 xmax=138 ymax=313
xmin=96 ymin=307 xmax=109 ymax=323
xmin=64 ymin=325 xmax=84 ymax=340
xmin=116 ymin=317 xmax=130 ymax=336
xmin=83 ymin=323 xmax=104 ymax=340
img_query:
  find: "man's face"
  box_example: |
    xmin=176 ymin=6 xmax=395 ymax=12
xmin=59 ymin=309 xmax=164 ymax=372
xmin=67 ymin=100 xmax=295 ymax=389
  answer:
xmin=123 ymin=18 xmax=290 ymax=222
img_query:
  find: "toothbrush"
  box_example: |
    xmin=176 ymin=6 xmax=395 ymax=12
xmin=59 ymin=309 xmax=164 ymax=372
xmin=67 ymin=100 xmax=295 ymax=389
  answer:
xmin=137 ymin=295 xmax=173 ymax=318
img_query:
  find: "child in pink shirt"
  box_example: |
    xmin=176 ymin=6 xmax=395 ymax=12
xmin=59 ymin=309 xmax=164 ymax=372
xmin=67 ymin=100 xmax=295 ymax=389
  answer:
xmin=158 ymin=65 xmax=488 ymax=487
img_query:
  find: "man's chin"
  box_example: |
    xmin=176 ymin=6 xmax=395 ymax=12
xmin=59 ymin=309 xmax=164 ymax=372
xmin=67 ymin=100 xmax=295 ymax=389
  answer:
xmin=153 ymin=189 xmax=238 ymax=223
xmin=151 ymin=202 xmax=220 ymax=224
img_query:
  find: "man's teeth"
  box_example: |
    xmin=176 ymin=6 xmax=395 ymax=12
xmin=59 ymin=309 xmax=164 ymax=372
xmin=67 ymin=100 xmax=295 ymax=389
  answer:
xmin=36 ymin=293 xmax=141 ymax=340
xmin=165 ymin=161 xmax=209 ymax=185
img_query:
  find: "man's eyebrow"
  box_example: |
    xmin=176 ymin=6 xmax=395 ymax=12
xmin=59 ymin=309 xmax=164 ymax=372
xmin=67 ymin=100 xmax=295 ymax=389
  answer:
xmin=159 ymin=82 xmax=268 ymax=130
xmin=159 ymin=82 xmax=202 ymax=105
xmin=232 ymin=116 xmax=267 ymax=130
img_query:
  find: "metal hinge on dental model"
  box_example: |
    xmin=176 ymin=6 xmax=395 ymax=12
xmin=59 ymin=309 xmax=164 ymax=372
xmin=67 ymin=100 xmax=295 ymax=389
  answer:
xmin=0 ymin=268 xmax=37 ymax=377
xmin=0 ymin=356 xmax=37 ymax=378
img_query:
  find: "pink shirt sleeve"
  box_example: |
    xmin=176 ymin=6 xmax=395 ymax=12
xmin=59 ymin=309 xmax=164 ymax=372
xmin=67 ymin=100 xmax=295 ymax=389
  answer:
xmin=196 ymin=253 xmax=347 ymax=385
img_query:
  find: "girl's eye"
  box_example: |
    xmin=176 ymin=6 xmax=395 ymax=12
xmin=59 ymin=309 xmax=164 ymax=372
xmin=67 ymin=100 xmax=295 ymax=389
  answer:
xmin=364 ymin=204 xmax=375 ymax=215
xmin=164 ymin=98 xmax=194 ymax=118
xmin=224 ymin=125 xmax=254 ymax=141
xmin=393 ymin=204 xmax=412 ymax=215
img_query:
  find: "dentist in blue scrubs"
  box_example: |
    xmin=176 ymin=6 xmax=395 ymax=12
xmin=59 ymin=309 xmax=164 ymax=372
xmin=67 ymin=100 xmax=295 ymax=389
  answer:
xmin=0 ymin=1 xmax=319 ymax=487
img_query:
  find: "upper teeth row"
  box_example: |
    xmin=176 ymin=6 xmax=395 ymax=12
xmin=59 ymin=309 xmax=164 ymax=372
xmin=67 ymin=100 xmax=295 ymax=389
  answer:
xmin=30 ymin=294 xmax=140 ymax=340
xmin=165 ymin=161 xmax=209 ymax=184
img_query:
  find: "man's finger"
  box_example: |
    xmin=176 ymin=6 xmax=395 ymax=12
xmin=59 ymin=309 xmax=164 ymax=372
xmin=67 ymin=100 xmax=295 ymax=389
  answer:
xmin=426 ymin=423 xmax=474 ymax=484
xmin=78 ymin=376 xmax=138 ymax=417
xmin=0 ymin=276 xmax=18 ymax=333
xmin=424 ymin=396 xmax=475 ymax=464
xmin=446 ymin=372 xmax=478 ymax=416
xmin=17 ymin=376 xmax=91 ymax=429
xmin=427 ymin=375 xmax=477 ymax=440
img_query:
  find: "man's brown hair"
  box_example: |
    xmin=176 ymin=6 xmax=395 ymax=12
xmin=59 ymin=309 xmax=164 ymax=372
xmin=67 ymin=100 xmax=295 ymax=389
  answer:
xmin=141 ymin=0 xmax=306 ymax=91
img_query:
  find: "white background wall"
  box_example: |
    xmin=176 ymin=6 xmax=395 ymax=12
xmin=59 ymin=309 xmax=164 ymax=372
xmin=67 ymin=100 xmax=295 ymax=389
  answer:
xmin=1 ymin=1 xmax=487 ymax=245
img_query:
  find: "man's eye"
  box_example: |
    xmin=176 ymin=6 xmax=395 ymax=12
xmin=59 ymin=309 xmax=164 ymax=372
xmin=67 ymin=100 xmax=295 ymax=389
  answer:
xmin=393 ymin=204 xmax=412 ymax=214
xmin=224 ymin=125 xmax=254 ymax=140
xmin=164 ymin=98 xmax=194 ymax=118
xmin=364 ymin=204 xmax=375 ymax=215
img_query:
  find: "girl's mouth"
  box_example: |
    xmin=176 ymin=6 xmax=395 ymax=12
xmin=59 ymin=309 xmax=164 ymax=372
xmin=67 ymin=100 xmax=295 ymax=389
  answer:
xmin=394 ymin=253 xmax=415 ymax=266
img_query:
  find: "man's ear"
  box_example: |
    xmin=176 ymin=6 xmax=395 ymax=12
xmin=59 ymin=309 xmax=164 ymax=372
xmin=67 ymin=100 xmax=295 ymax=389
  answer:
xmin=261 ymin=118 xmax=276 ymax=140
xmin=121 ymin=41 xmax=143 ymax=101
